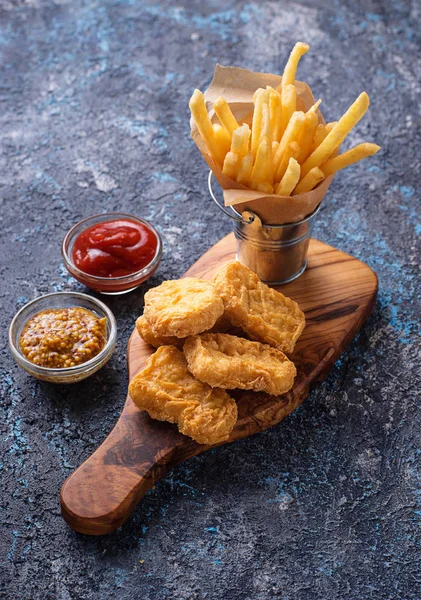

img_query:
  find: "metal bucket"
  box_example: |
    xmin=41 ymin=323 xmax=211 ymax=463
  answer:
xmin=209 ymin=171 xmax=321 ymax=285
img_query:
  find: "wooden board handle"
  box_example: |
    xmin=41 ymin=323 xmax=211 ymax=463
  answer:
xmin=60 ymin=401 xmax=201 ymax=535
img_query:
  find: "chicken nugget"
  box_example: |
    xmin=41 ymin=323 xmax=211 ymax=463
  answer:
xmin=184 ymin=333 xmax=296 ymax=396
xmin=136 ymin=315 xmax=184 ymax=349
xmin=136 ymin=311 xmax=230 ymax=349
xmin=212 ymin=262 xmax=305 ymax=353
xmin=128 ymin=346 xmax=237 ymax=445
xmin=144 ymin=277 xmax=224 ymax=338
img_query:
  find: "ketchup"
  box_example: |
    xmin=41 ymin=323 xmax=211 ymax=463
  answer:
xmin=72 ymin=219 xmax=158 ymax=278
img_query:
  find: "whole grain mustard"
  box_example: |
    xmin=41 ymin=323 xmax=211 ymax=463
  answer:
xmin=19 ymin=307 xmax=107 ymax=368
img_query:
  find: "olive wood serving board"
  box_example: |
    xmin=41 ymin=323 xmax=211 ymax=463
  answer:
xmin=60 ymin=234 xmax=378 ymax=535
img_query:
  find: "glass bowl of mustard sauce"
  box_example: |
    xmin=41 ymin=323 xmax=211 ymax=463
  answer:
xmin=9 ymin=292 xmax=117 ymax=383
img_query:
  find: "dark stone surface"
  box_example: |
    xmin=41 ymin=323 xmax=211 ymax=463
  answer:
xmin=1 ymin=0 xmax=420 ymax=598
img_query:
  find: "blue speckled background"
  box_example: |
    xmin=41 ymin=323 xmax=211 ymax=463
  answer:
xmin=1 ymin=1 xmax=420 ymax=598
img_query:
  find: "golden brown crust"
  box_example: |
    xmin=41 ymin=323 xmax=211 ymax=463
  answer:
xmin=144 ymin=277 xmax=224 ymax=338
xmin=212 ymin=262 xmax=305 ymax=353
xmin=128 ymin=346 xmax=237 ymax=445
xmin=136 ymin=315 xmax=184 ymax=349
xmin=184 ymin=333 xmax=296 ymax=395
xmin=136 ymin=312 xmax=231 ymax=349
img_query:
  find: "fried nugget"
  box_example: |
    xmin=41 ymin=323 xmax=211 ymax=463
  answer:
xmin=144 ymin=277 xmax=224 ymax=338
xmin=128 ymin=346 xmax=237 ymax=445
xmin=136 ymin=312 xmax=231 ymax=350
xmin=136 ymin=315 xmax=184 ymax=349
xmin=184 ymin=333 xmax=296 ymax=396
xmin=212 ymin=262 xmax=305 ymax=353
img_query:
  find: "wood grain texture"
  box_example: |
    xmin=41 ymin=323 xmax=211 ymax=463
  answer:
xmin=60 ymin=235 xmax=378 ymax=535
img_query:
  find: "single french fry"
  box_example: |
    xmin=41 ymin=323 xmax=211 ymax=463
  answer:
xmin=256 ymin=181 xmax=274 ymax=194
xmin=267 ymin=86 xmax=283 ymax=142
xmin=307 ymin=98 xmax=322 ymax=114
xmin=276 ymin=158 xmax=301 ymax=196
xmin=260 ymin=104 xmax=273 ymax=183
xmin=250 ymin=137 xmax=271 ymax=184
xmin=312 ymin=124 xmax=328 ymax=151
xmin=251 ymin=89 xmax=269 ymax=156
xmin=280 ymin=84 xmax=296 ymax=138
xmin=278 ymin=42 xmax=310 ymax=94
xmin=231 ymin=124 xmax=251 ymax=156
xmin=222 ymin=151 xmax=239 ymax=180
xmin=321 ymin=142 xmax=380 ymax=176
xmin=297 ymin=111 xmax=319 ymax=164
xmin=249 ymin=180 xmax=273 ymax=192
xmin=274 ymin=141 xmax=299 ymax=182
xmin=266 ymin=86 xmax=281 ymax=97
xmin=189 ymin=89 xmax=225 ymax=166
xmin=301 ymin=91 xmax=370 ymax=178
xmin=294 ymin=166 xmax=324 ymax=194
xmin=273 ymin=111 xmax=306 ymax=180
xmin=260 ymin=103 xmax=272 ymax=143
xmin=214 ymin=96 xmax=239 ymax=135
xmin=272 ymin=140 xmax=281 ymax=177
xmin=324 ymin=122 xmax=340 ymax=159
xmin=237 ymin=152 xmax=254 ymax=186
xmin=311 ymin=122 xmax=337 ymax=156
xmin=296 ymin=100 xmax=321 ymax=163
xmin=213 ymin=123 xmax=231 ymax=157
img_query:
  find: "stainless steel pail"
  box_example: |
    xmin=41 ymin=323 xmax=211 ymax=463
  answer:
xmin=209 ymin=172 xmax=320 ymax=285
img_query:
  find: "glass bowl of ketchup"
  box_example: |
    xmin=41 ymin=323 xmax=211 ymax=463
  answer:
xmin=62 ymin=213 xmax=162 ymax=294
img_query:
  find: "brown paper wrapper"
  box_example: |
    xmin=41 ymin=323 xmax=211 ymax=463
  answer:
xmin=190 ymin=64 xmax=334 ymax=225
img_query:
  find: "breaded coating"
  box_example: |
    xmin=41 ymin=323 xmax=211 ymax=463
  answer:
xmin=136 ymin=312 xmax=231 ymax=350
xmin=144 ymin=277 xmax=224 ymax=338
xmin=128 ymin=346 xmax=237 ymax=445
xmin=136 ymin=315 xmax=184 ymax=349
xmin=184 ymin=333 xmax=296 ymax=396
xmin=212 ymin=262 xmax=305 ymax=353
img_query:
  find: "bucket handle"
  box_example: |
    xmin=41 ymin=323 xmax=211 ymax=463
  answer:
xmin=208 ymin=171 xmax=255 ymax=225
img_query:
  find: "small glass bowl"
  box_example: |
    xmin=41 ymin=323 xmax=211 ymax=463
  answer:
xmin=9 ymin=292 xmax=117 ymax=384
xmin=62 ymin=212 xmax=163 ymax=295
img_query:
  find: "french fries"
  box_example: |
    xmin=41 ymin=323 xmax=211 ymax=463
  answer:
xmin=237 ymin=152 xmax=254 ymax=186
xmin=312 ymin=124 xmax=328 ymax=151
xmin=294 ymin=167 xmax=324 ymax=194
xmin=214 ymin=97 xmax=239 ymax=135
xmin=274 ymin=111 xmax=305 ymax=180
xmin=189 ymin=89 xmax=226 ymax=167
xmin=189 ymin=42 xmax=380 ymax=198
xmin=311 ymin=121 xmax=337 ymax=153
xmin=212 ymin=123 xmax=231 ymax=157
xmin=297 ymin=110 xmax=319 ymax=164
xmin=280 ymin=84 xmax=297 ymax=140
xmin=250 ymin=138 xmax=272 ymax=186
xmin=276 ymin=158 xmax=301 ymax=196
xmin=260 ymin=103 xmax=271 ymax=144
xmin=300 ymin=92 xmax=370 ymax=178
xmin=222 ymin=152 xmax=239 ymax=180
xmin=251 ymin=89 xmax=269 ymax=155
xmin=231 ymin=124 xmax=251 ymax=156
xmin=275 ymin=141 xmax=299 ymax=182
xmin=257 ymin=181 xmax=274 ymax=194
xmin=321 ymin=143 xmax=381 ymax=176
xmin=268 ymin=87 xmax=282 ymax=142
xmin=279 ymin=42 xmax=309 ymax=94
